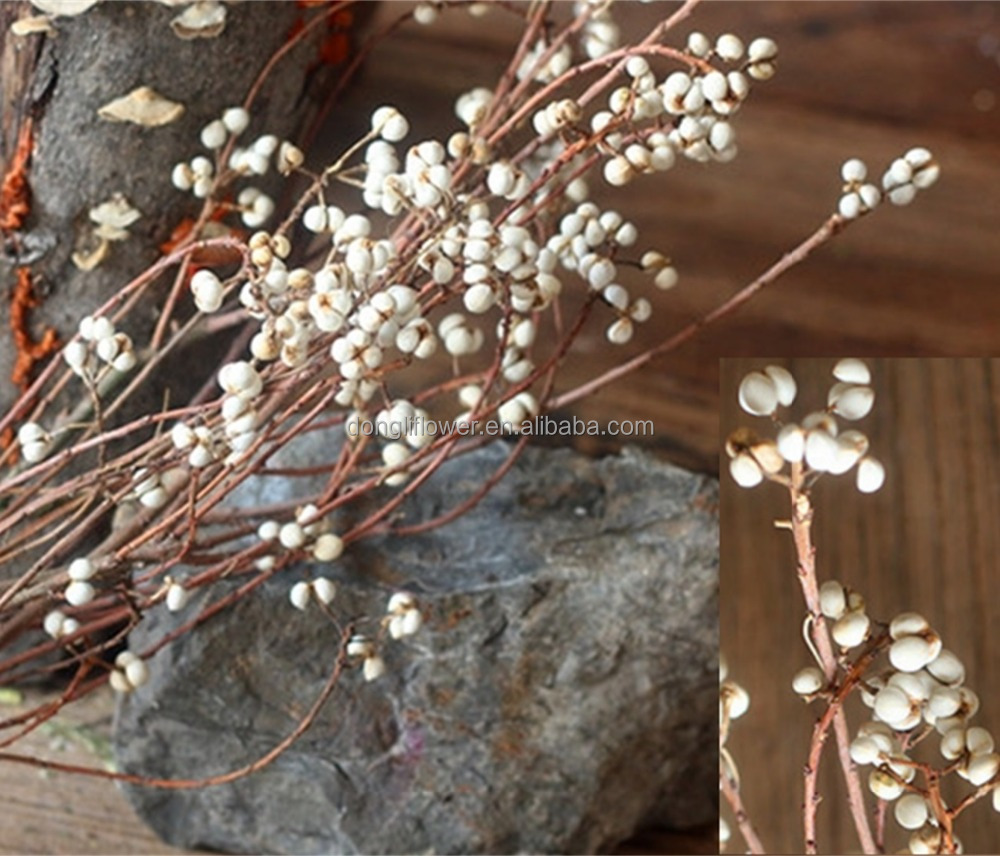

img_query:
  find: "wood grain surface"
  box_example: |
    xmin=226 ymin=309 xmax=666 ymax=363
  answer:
xmin=721 ymin=359 xmax=1000 ymax=855
xmin=4 ymin=2 xmax=1000 ymax=854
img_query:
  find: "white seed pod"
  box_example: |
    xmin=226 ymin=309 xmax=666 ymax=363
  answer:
xmin=43 ymin=609 xmax=68 ymax=639
xmin=371 ymin=105 xmax=409 ymax=142
xmin=200 ymin=119 xmax=227 ymax=149
xmin=926 ymin=649 xmax=965 ymax=687
xmin=818 ymin=580 xmax=848 ymax=620
xmin=17 ymin=421 xmax=47 ymax=444
xmin=927 ymin=686 xmax=962 ymax=721
xmin=715 ymin=32 xmax=744 ymax=62
xmin=311 ymin=577 xmax=337 ymax=605
xmin=603 ymin=155 xmax=634 ymax=187
xmin=221 ymin=106 xmax=249 ymax=135
xmin=21 ymin=436 xmax=51 ymax=464
xmin=171 ymin=162 xmax=194 ymax=191
xmin=687 ymin=31 xmax=710 ymax=57
xmin=303 ymin=204 xmax=329 ymax=233
xmin=347 ymin=635 xmax=373 ymax=658
xmin=653 ymin=265 xmax=679 ymax=290
xmin=828 ymin=383 xmax=875 ymax=420
xmin=856 ymin=457 xmax=885 ymax=493
xmin=729 ymin=453 xmax=763 ymax=488
xmin=750 ymin=441 xmax=784 ymax=475
xmin=165 ymin=582 xmax=190 ymax=612
xmin=289 ymin=581 xmax=311 ymax=611
xmin=833 ymin=358 xmax=871 ymax=385
xmin=874 ymin=686 xmax=914 ymax=726
xmin=792 ymin=666 xmax=824 ymax=696
xmin=964 ymin=752 xmax=1000 ymax=786
xmin=463 ymin=282 xmax=495 ymax=314
xmin=218 ymin=360 xmax=262 ymax=399
xmin=387 ymin=591 xmax=416 ymax=615
xmin=804 ymin=429 xmax=839 ymax=472
xmin=109 ymin=668 xmax=132 ymax=694
xmin=363 ymin=655 xmax=386 ymax=682
xmin=776 ymin=423 xmax=805 ymax=463
xmin=940 ymin=727 xmax=969 ymax=760
xmin=890 ymin=635 xmax=938 ymax=673
xmin=190 ymin=269 xmax=224 ymax=313
xmin=606 ymin=317 xmax=634 ymax=345
xmin=763 ymin=365 xmax=796 ymax=407
xmin=587 ymin=258 xmax=616 ymax=290
xmin=721 ymin=681 xmax=750 ymax=719
xmin=909 ymin=825 xmax=944 ymax=855
xmin=257 ymin=520 xmax=280 ymax=542
xmin=112 ymin=349 xmax=137 ymax=373
xmin=737 ymin=371 xmax=778 ymax=416
xmin=64 ymin=580 xmax=95 ymax=607
xmin=887 ymin=667 xmax=929 ymax=696
xmin=63 ymin=340 xmax=90 ymax=373
xmin=934 ymin=688 xmax=981 ymax=736
xmin=965 ymin=726 xmax=995 ymax=757
xmin=890 ymin=612 xmax=931 ymax=640
xmin=993 ymin=785 xmax=1000 ymax=813
xmin=838 ymin=192 xmax=862 ymax=220
xmin=171 ymin=422 xmax=195 ymax=450
xmin=279 ymin=522 xmax=306 ymax=550
xmin=893 ymin=793 xmax=929 ymax=830
xmin=68 ymin=557 xmax=96 ymax=581
xmin=312 ymin=533 xmax=344 ymax=562
xmin=138 ymin=485 xmax=168 ymax=509
xmin=841 ymin=159 xmax=867 ymax=184
xmin=829 ymin=430 xmax=869 ymax=475
xmin=832 ymin=610 xmax=870 ymax=649
xmin=849 ymin=735 xmax=885 ymax=766
xmin=122 ymin=656 xmax=149 ymax=689
xmin=802 ymin=411 xmax=838 ymax=435
xmin=748 ymin=36 xmax=778 ymax=64
xmin=868 ymin=769 xmax=905 ymax=801
xmin=277 ymin=141 xmax=304 ymax=175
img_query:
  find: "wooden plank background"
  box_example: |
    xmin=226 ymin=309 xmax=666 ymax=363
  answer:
xmin=720 ymin=359 xmax=1000 ymax=855
xmin=3 ymin=2 xmax=1000 ymax=854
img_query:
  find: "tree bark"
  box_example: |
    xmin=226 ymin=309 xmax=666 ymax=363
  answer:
xmin=0 ymin=1 xmax=351 ymax=415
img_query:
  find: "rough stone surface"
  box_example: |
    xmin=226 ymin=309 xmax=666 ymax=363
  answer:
xmin=113 ymin=442 xmax=718 ymax=855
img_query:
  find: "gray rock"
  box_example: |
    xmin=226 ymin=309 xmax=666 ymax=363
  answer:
xmin=113 ymin=442 xmax=718 ymax=854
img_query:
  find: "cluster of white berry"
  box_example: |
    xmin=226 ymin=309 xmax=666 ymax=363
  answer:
xmin=809 ymin=591 xmax=1000 ymax=851
xmin=288 ymin=576 xmax=337 ymax=611
xmin=596 ymin=32 xmax=777 ymax=188
xmin=131 ymin=466 xmax=170 ymax=511
xmin=62 ymin=313 xmax=137 ymax=381
xmin=726 ymin=359 xmax=885 ymax=494
xmin=109 ymin=649 xmax=150 ymax=694
xmin=343 ymin=592 xmax=424 ymax=683
xmin=259 ymin=504 xmax=345 ymax=570
xmin=171 ymin=104 xmax=303 ymax=226
xmin=837 ymin=148 xmax=940 ymax=220
xmin=16 ymin=421 xmax=53 ymax=464
xmin=41 ymin=556 xmax=100 ymax=642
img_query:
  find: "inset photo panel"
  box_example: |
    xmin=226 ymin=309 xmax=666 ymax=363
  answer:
xmin=720 ymin=358 xmax=1000 ymax=855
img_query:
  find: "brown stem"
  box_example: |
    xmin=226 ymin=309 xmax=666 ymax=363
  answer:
xmin=789 ymin=466 xmax=877 ymax=855
xmin=721 ymin=762 xmax=766 ymax=854
xmin=549 ymin=215 xmax=848 ymax=411
xmin=0 ymin=622 xmax=353 ymax=789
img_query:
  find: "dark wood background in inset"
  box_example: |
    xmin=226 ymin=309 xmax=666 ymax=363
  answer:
xmin=721 ymin=358 xmax=1000 ymax=855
